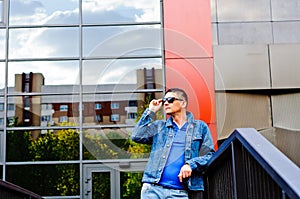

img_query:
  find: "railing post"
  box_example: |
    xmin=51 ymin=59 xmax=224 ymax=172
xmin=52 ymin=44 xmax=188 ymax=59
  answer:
xmin=231 ymin=140 xmax=247 ymax=199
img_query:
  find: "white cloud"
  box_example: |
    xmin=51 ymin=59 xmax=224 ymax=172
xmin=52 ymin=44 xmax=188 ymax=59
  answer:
xmin=7 ymin=0 xmax=161 ymax=87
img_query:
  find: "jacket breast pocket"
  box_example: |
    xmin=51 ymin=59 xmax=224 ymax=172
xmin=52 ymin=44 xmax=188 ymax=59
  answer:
xmin=191 ymin=133 xmax=203 ymax=153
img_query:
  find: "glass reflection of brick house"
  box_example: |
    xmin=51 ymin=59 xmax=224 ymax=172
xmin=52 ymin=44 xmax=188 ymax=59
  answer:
xmin=14 ymin=72 xmax=44 ymax=128
xmin=41 ymin=84 xmax=139 ymax=128
xmin=9 ymin=68 xmax=162 ymax=134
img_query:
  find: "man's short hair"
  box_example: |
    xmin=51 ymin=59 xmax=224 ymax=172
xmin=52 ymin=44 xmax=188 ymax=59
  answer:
xmin=165 ymin=88 xmax=188 ymax=105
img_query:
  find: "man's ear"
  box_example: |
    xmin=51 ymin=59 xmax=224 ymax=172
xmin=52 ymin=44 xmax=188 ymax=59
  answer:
xmin=181 ymin=100 xmax=187 ymax=109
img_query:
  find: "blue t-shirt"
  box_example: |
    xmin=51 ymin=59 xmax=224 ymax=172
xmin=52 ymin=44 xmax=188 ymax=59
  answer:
xmin=158 ymin=122 xmax=187 ymax=189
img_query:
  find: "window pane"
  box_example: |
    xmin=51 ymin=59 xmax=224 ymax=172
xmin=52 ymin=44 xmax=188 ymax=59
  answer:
xmin=82 ymin=0 xmax=160 ymax=24
xmin=0 ymin=62 xmax=4 ymax=90
xmin=0 ymin=97 xmax=3 ymax=128
xmin=111 ymin=103 xmax=119 ymax=109
xmin=6 ymin=129 xmax=80 ymax=161
xmin=83 ymin=25 xmax=162 ymax=57
xmin=95 ymin=103 xmax=102 ymax=110
xmin=7 ymin=94 xmax=80 ymax=128
xmin=0 ymin=30 xmax=5 ymax=59
xmin=82 ymin=58 xmax=163 ymax=86
xmin=6 ymin=164 xmax=80 ymax=196
xmin=83 ymin=128 xmax=150 ymax=160
xmin=8 ymin=104 xmax=15 ymax=111
xmin=120 ymin=171 xmax=143 ymax=198
xmin=0 ymin=131 xmax=3 ymax=163
xmin=8 ymin=61 xmax=79 ymax=92
xmin=9 ymin=0 xmax=79 ymax=26
xmin=9 ymin=27 xmax=79 ymax=59
xmin=92 ymin=172 xmax=110 ymax=199
xmin=0 ymin=1 xmax=3 ymax=24
xmin=111 ymin=114 xmax=119 ymax=121
xmin=60 ymin=105 xmax=68 ymax=111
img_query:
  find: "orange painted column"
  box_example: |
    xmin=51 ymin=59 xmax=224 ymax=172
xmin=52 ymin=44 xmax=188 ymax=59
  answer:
xmin=163 ymin=0 xmax=217 ymax=147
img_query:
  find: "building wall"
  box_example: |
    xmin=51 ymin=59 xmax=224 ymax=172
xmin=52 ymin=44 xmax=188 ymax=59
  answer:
xmin=163 ymin=0 xmax=217 ymax=146
xmin=211 ymin=0 xmax=300 ymax=165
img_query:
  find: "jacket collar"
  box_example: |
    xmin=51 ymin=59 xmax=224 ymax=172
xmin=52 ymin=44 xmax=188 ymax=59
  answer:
xmin=166 ymin=111 xmax=194 ymax=127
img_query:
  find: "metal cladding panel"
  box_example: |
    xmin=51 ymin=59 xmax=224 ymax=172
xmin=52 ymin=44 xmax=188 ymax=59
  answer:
xmin=165 ymin=58 xmax=216 ymax=123
xmin=163 ymin=0 xmax=213 ymax=58
xmin=270 ymin=44 xmax=300 ymax=88
xmin=210 ymin=0 xmax=217 ymax=23
xmin=272 ymin=93 xmax=300 ymax=130
xmin=218 ymin=22 xmax=273 ymax=45
xmin=273 ymin=22 xmax=300 ymax=44
xmin=211 ymin=23 xmax=218 ymax=46
xmin=271 ymin=0 xmax=300 ymax=21
xmin=260 ymin=127 xmax=300 ymax=167
xmin=217 ymin=0 xmax=271 ymax=22
xmin=214 ymin=45 xmax=271 ymax=90
xmin=216 ymin=93 xmax=272 ymax=140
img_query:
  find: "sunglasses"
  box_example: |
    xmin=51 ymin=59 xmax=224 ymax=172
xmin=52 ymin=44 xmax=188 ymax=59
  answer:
xmin=162 ymin=97 xmax=183 ymax=104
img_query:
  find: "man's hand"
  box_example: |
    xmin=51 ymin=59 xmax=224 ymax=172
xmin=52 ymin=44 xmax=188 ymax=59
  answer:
xmin=149 ymin=99 xmax=162 ymax=113
xmin=178 ymin=164 xmax=192 ymax=182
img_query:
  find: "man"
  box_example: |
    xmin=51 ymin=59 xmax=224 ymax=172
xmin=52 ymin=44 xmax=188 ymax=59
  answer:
xmin=131 ymin=88 xmax=215 ymax=199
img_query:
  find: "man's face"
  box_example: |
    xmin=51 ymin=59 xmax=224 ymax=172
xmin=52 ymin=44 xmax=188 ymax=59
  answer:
xmin=163 ymin=92 xmax=185 ymax=114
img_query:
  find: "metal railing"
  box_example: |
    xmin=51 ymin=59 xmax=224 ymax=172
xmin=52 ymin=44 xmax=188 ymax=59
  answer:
xmin=204 ymin=128 xmax=300 ymax=199
xmin=0 ymin=179 xmax=43 ymax=199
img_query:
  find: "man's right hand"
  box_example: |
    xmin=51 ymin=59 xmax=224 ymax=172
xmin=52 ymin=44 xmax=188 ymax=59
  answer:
xmin=149 ymin=99 xmax=162 ymax=113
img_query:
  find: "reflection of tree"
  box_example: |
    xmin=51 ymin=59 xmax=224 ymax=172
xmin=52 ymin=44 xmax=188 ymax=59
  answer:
xmin=7 ymin=120 xmax=80 ymax=196
xmin=121 ymin=95 xmax=164 ymax=198
xmin=5 ymin=119 xmax=149 ymax=197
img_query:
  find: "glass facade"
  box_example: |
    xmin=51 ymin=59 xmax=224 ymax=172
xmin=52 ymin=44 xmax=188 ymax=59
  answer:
xmin=1 ymin=0 xmax=163 ymax=198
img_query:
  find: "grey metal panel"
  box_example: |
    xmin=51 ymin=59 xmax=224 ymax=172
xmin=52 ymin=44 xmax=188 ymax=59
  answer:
xmin=273 ymin=22 xmax=300 ymax=44
xmin=214 ymin=45 xmax=271 ymax=90
xmin=218 ymin=22 xmax=273 ymax=45
xmin=211 ymin=23 xmax=218 ymax=46
xmin=272 ymin=93 xmax=300 ymax=130
xmin=269 ymin=44 xmax=300 ymax=88
xmin=260 ymin=127 xmax=300 ymax=167
xmin=271 ymin=0 xmax=300 ymax=21
xmin=210 ymin=0 xmax=217 ymax=22
xmin=217 ymin=0 xmax=271 ymax=22
xmin=216 ymin=93 xmax=272 ymax=140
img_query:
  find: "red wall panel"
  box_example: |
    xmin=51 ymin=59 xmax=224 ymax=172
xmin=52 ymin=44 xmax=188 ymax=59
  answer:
xmin=163 ymin=0 xmax=217 ymax=146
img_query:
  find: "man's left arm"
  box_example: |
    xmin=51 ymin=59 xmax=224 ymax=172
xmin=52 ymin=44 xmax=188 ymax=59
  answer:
xmin=178 ymin=123 xmax=215 ymax=181
xmin=186 ymin=123 xmax=215 ymax=172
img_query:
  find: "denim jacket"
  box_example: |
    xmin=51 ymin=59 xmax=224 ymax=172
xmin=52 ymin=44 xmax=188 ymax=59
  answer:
xmin=131 ymin=109 xmax=215 ymax=191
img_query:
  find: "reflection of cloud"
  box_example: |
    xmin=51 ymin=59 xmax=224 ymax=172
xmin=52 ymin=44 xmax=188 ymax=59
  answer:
xmin=10 ymin=0 xmax=46 ymax=24
xmin=8 ymin=0 xmax=161 ymax=86
xmin=11 ymin=0 xmax=45 ymax=16
xmin=83 ymin=59 xmax=161 ymax=85
xmin=8 ymin=61 xmax=79 ymax=87
xmin=85 ymin=26 xmax=161 ymax=57
xmin=82 ymin=0 xmax=160 ymax=22
xmin=83 ymin=27 xmax=162 ymax=85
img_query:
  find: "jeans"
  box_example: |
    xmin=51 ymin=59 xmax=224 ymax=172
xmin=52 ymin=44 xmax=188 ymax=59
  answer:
xmin=141 ymin=183 xmax=188 ymax=199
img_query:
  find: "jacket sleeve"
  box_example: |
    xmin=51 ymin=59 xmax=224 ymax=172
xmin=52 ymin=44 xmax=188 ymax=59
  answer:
xmin=131 ymin=108 xmax=158 ymax=144
xmin=186 ymin=122 xmax=215 ymax=172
